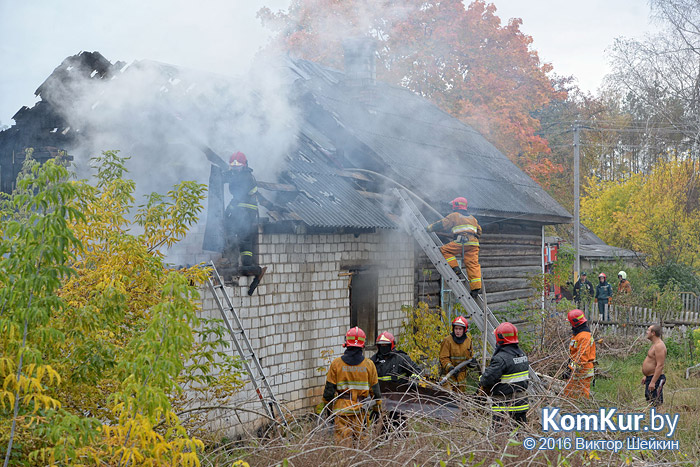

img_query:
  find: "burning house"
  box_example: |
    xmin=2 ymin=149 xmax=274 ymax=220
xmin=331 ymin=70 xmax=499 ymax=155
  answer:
xmin=0 ymin=45 xmax=571 ymax=431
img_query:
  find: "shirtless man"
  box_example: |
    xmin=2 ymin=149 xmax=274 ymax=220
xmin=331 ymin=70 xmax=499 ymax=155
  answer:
xmin=641 ymin=324 xmax=667 ymax=408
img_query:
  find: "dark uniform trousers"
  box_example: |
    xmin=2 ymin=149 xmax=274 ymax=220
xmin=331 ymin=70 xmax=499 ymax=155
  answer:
xmin=479 ymin=344 xmax=530 ymax=432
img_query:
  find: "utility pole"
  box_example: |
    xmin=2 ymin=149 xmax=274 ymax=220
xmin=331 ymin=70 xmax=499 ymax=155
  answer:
xmin=573 ymin=121 xmax=580 ymax=281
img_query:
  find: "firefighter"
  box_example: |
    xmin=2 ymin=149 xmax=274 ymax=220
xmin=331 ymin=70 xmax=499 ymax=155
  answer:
xmin=371 ymin=331 xmax=422 ymax=383
xmin=371 ymin=331 xmax=421 ymax=434
xmin=426 ymin=197 xmax=482 ymax=298
xmin=222 ymin=152 xmax=259 ymax=272
xmin=479 ymin=322 xmax=529 ymax=430
xmin=563 ymin=309 xmax=596 ymax=399
xmin=316 ymin=327 xmax=382 ymax=445
xmin=439 ymin=316 xmax=474 ymax=392
xmin=618 ymin=270 xmax=632 ymax=294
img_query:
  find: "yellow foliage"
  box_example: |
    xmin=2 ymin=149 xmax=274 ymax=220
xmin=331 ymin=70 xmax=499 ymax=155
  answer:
xmin=398 ymin=302 xmax=452 ymax=379
xmin=1 ymin=152 xmax=214 ymax=465
xmin=582 ymin=159 xmax=700 ymax=267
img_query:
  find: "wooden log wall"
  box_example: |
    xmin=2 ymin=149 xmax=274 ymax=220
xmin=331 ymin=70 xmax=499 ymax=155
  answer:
xmin=414 ymin=219 xmax=543 ymax=311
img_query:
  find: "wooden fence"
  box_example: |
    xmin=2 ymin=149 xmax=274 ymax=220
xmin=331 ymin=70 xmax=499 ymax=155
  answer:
xmin=576 ymin=292 xmax=700 ymax=337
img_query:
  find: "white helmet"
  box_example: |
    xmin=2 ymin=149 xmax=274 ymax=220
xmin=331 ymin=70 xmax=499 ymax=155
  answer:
xmin=618 ymin=271 xmax=627 ymax=280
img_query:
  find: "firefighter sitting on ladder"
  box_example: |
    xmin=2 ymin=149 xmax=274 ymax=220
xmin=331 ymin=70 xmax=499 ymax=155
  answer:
xmin=426 ymin=196 xmax=482 ymax=298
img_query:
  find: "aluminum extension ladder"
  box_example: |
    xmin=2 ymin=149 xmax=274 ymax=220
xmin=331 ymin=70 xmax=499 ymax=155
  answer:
xmin=205 ymin=261 xmax=287 ymax=426
xmin=393 ymin=189 xmax=544 ymax=391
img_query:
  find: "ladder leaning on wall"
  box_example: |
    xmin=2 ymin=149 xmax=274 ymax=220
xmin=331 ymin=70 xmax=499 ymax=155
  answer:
xmin=205 ymin=261 xmax=287 ymax=427
xmin=392 ymin=188 xmax=544 ymax=392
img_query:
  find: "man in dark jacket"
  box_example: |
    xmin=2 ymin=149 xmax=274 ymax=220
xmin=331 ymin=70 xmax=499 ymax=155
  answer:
xmin=371 ymin=332 xmax=422 ymax=383
xmin=573 ymin=272 xmax=594 ymax=311
xmin=595 ymin=273 xmax=614 ymax=320
xmin=479 ymin=322 xmax=529 ymax=430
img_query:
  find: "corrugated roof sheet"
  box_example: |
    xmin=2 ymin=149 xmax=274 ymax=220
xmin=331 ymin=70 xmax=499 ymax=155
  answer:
xmin=283 ymin=171 xmax=394 ymax=229
xmin=288 ymin=58 xmax=572 ymax=222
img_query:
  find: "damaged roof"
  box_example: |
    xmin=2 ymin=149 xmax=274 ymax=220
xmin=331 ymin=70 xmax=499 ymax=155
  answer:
xmin=283 ymin=57 xmax=572 ymax=223
xmin=0 ymin=50 xmax=571 ymax=230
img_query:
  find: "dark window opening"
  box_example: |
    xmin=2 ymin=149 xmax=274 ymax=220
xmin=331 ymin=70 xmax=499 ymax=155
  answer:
xmin=349 ymin=268 xmax=378 ymax=349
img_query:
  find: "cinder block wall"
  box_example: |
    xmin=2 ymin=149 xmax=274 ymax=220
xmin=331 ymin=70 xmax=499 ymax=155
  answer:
xmin=198 ymin=229 xmax=414 ymax=436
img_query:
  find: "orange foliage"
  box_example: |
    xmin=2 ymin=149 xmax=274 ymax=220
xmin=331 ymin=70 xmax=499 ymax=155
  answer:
xmin=259 ymin=0 xmax=565 ymax=179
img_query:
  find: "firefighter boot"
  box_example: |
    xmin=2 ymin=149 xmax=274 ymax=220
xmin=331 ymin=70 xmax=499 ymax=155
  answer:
xmin=452 ymin=266 xmax=467 ymax=282
xmin=470 ymin=288 xmax=482 ymax=300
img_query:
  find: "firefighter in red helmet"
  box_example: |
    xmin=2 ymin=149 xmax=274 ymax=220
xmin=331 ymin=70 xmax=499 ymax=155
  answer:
xmin=439 ymin=316 xmax=474 ymax=392
xmin=479 ymin=322 xmax=529 ymax=429
xmin=563 ymin=309 xmax=596 ymax=399
xmin=220 ymin=152 xmax=259 ymax=272
xmin=426 ymin=197 xmax=482 ymax=298
xmin=371 ymin=331 xmax=421 ymax=383
xmin=316 ymin=327 xmax=382 ymax=445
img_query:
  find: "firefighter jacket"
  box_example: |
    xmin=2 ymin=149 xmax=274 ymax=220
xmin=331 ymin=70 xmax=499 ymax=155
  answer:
xmin=568 ymin=323 xmax=596 ymax=379
xmin=479 ymin=344 xmax=530 ymax=397
xmin=618 ymin=280 xmax=632 ymax=294
xmin=427 ymin=212 xmax=482 ymax=246
xmin=439 ymin=333 xmax=473 ymax=380
xmin=595 ymin=281 xmax=613 ymax=300
xmin=371 ymin=349 xmax=421 ymax=382
xmin=323 ymin=349 xmax=381 ymax=415
xmin=223 ymin=167 xmax=259 ymax=214
xmin=573 ymin=279 xmax=594 ymax=301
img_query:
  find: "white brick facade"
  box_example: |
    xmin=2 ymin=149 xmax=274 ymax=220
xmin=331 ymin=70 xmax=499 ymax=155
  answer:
xmin=198 ymin=229 xmax=414 ymax=435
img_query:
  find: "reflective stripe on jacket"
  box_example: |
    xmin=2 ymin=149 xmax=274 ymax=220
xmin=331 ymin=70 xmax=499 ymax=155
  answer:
xmin=439 ymin=334 xmax=473 ymax=384
xmin=479 ymin=344 xmax=530 ymax=397
xmin=569 ymin=330 xmax=596 ymax=379
xmin=371 ymin=350 xmax=421 ymax=382
xmin=427 ymin=212 xmax=482 ymax=246
xmin=326 ymin=357 xmax=379 ymax=414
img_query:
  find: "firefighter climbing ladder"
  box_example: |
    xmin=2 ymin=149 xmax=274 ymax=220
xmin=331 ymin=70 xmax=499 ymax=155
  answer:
xmin=393 ymin=189 xmax=544 ymax=390
xmin=206 ymin=261 xmax=287 ymax=426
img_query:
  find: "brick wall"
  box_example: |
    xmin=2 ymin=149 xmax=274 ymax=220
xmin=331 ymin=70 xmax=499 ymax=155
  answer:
xmin=197 ymin=229 xmax=414 ymax=436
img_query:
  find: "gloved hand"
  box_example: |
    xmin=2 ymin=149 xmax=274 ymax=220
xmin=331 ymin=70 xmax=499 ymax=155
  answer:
xmin=446 ymin=365 xmax=455 ymax=374
xmin=372 ymin=399 xmax=382 ymax=414
xmin=315 ymin=401 xmax=329 ymax=415
xmin=466 ymin=357 xmax=478 ymax=369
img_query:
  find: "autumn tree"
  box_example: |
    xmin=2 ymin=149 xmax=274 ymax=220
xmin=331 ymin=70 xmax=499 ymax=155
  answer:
xmin=605 ymin=0 xmax=700 ymax=168
xmin=1 ymin=152 xmax=242 ymax=465
xmin=581 ymin=159 xmax=700 ymax=268
xmin=258 ymin=0 xmax=565 ymax=186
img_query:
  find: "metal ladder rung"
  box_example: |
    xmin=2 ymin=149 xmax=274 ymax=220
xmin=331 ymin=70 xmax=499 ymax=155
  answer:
xmin=393 ymin=189 xmax=544 ymax=393
xmin=206 ymin=261 xmax=287 ymax=426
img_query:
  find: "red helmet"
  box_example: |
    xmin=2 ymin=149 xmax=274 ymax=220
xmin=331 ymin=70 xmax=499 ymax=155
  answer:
xmin=451 ymin=197 xmax=468 ymax=211
xmin=376 ymin=331 xmax=395 ymax=350
xmin=452 ymin=316 xmax=468 ymax=330
xmin=344 ymin=326 xmax=366 ymax=348
xmin=494 ymin=322 xmax=518 ymax=345
xmin=229 ymin=151 xmax=247 ymax=168
xmin=598 ymin=273 xmax=606 ymax=280
xmin=567 ymin=309 xmax=587 ymax=326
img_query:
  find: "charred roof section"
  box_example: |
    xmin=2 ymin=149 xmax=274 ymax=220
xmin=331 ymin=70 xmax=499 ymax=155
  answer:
xmin=1 ymin=50 xmax=571 ymax=231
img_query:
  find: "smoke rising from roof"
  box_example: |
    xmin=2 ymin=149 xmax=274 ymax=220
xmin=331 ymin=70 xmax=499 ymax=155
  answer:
xmin=44 ymin=53 xmax=298 ymax=197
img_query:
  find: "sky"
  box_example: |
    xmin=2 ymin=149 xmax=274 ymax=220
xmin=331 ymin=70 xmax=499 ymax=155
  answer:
xmin=0 ymin=0 xmax=658 ymax=127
